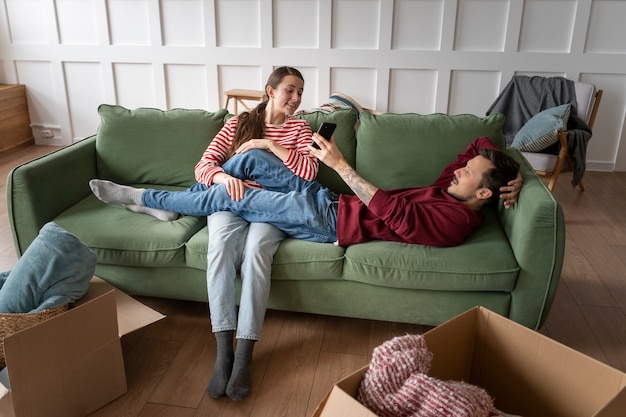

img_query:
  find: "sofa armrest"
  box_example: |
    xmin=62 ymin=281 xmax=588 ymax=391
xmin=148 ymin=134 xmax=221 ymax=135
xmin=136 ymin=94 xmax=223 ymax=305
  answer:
xmin=497 ymin=148 xmax=566 ymax=329
xmin=7 ymin=135 xmax=97 ymax=255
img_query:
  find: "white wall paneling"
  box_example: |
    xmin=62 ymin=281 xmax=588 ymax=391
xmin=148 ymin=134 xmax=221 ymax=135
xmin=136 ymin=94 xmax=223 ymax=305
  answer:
xmin=161 ymin=0 xmax=206 ymax=47
xmin=56 ymin=0 xmax=99 ymax=45
xmin=1 ymin=0 xmax=625 ymax=172
xmin=63 ymin=62 xmax=106 ymax=140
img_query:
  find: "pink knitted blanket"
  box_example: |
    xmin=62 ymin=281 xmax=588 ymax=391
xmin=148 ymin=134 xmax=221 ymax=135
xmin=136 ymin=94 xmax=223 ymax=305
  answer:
xmin=357 ymin=334 xmax=506 ymax=417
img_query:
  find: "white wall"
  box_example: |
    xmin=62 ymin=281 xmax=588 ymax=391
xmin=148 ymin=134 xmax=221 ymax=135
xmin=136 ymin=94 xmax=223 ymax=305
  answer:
xmin=1 ymin=0 xmax=625 ymax=171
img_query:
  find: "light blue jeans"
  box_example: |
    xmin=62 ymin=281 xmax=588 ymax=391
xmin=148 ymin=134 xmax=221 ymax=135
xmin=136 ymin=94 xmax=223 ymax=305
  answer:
xmin=142 ymin=149 xmax=338 ymax=243
xmin=206 ymin=211 xmax=285 ymax=340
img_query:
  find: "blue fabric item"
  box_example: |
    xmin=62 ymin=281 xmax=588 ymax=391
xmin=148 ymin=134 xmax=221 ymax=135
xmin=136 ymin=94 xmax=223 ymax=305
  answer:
xmin=511 ymin=104 xmax=571 ymax=151
xmin=0 ymin=222 xmax=97 ymax=313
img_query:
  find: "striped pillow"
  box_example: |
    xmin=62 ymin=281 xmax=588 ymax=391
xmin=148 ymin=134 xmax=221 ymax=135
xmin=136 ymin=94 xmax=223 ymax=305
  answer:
xmin=512 ymin=104 xmax=571 ymax=152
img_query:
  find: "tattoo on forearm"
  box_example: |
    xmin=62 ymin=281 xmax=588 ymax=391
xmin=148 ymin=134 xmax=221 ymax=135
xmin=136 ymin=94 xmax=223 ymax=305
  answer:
xmin=337 ymin=165 xmax=377 ymax=206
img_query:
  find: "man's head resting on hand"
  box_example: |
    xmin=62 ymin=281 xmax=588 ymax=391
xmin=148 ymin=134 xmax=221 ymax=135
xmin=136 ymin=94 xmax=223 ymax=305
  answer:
xmin=447 ymin=148 xmax=520 ymax=209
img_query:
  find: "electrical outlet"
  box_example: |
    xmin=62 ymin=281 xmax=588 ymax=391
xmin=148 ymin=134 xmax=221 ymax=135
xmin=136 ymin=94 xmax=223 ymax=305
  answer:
xmin=41 ymin=129 xmax=53 ymax=138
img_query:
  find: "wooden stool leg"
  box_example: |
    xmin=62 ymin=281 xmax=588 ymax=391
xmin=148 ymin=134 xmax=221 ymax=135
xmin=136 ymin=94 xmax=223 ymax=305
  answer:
xmin=238 ymin=99 xmax=251 ymax=112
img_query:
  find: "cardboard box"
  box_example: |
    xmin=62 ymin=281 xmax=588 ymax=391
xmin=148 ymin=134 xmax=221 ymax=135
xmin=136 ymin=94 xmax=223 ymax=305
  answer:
xmin=0 ymin=277 xmax=165 ymax=417
xmin=312 ymin=307 xmax=626 ymax=417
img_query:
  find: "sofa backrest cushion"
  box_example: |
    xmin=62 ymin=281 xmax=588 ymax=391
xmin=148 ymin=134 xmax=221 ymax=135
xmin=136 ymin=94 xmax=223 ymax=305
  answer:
xmin=95 ymin=104 xmax=229 ymax=187
xmin=356 ymin=112 xmax=506 ymax=190
xmin=295 ymin=109 xmax=358 ymax=194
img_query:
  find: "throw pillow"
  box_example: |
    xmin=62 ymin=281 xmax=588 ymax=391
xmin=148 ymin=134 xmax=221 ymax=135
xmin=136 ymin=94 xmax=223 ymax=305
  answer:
xmin=511 ymin=104 xmax=571 ymax=152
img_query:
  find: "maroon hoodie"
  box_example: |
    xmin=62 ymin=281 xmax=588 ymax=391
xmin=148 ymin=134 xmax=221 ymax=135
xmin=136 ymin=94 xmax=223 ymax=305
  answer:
xmin=336 ymin=137 xmax=497 ymax=247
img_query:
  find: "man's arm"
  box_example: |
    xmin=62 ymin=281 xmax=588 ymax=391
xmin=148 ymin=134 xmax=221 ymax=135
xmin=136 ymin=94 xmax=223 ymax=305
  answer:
xmin=310 ymin=132 xmax=379 ymax=206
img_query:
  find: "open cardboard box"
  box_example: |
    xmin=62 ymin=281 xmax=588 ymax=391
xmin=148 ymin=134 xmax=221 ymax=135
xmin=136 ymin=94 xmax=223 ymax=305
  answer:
xmin=0 ymin=277 xmax=165 ymax=417
xmin=312 ymin=307 xmax=626 ymax=417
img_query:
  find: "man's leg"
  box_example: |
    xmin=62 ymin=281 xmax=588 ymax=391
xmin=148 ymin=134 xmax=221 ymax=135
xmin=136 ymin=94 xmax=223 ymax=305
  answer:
xmin=222 ymin=149 xmax=322 ymax=194
xmin=142 ymin=185 xmax=337 ymax=243
xmin=90 ymin=178 xmax=337 ymax=242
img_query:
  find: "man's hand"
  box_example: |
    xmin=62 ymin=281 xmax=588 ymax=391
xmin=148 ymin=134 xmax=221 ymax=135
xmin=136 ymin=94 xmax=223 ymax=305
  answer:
xmin=309 ymin=132 xmax=347 ymax=171
xmin=310 ymin=133 xmax=379 ymax=206
xmin=500 ymin=172 xmax=523 ymax=209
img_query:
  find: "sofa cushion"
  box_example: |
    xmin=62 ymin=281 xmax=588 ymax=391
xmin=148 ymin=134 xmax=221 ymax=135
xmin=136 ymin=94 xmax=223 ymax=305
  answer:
xmin=356 ymin=112 xmax=506 ymax=189
xmin=511 ymin=104 xmax=571 ymax=152
xmin=53 ymin=190 xmax=206 ymax=267
xmin=295 ymin=109 xmax=358 ymax=194
xmin=186 ymin=229 xmax=346 ymax=279
xmin=96 ymin=104 xmax=229 ymax=187
xmin=342 ymin=209 xmax=519 ymax=292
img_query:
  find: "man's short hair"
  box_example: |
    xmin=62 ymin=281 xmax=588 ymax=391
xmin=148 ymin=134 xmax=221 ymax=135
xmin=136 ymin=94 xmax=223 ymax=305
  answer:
xmin=478 ymin=148 xmax=520 ymax=204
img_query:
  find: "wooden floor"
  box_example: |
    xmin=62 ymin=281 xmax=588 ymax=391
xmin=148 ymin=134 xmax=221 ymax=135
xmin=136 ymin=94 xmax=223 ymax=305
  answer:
xmin=2 ymin=144 xmax=626 ymax=416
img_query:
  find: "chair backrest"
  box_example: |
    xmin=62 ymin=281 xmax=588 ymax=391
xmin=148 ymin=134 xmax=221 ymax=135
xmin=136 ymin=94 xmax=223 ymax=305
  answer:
xmin=574 ymin=82 xmax=602 ymax=129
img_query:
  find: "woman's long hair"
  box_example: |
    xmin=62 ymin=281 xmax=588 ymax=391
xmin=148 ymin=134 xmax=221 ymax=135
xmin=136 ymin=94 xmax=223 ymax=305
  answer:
xmin=225 ymin=66 xmax=304 ymax=159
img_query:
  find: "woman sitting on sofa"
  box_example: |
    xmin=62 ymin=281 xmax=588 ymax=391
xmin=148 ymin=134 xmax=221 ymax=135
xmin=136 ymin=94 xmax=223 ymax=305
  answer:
xmin=200 ymin=66 xmax=318 ymax=401
xmin=114 ymin=66 xmax=317 ymax=401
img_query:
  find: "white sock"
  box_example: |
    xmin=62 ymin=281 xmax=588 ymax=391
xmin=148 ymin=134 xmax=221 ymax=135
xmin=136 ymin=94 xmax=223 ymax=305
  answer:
xmin=90 ymin=179 xmax=179 ymax=221
xmin=89 ymin=179 xmax=144 ymax=205
xmin=124 ymin=204 xmax=179 ymax=222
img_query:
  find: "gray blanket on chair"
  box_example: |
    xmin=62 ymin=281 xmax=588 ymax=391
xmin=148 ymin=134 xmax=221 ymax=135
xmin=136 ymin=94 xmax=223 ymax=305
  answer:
xmin=0 ymin=222 xmax=96 ymax=313
xmin=486 ymin=75 xmax=592 ymax=187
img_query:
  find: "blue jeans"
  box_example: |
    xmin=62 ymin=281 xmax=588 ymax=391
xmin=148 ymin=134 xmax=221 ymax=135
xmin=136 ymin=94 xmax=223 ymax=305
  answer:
xmin=142 ymin=150 xmax=338 ymax=243
xmin=206 ymin=211 xmax=285 ymax=340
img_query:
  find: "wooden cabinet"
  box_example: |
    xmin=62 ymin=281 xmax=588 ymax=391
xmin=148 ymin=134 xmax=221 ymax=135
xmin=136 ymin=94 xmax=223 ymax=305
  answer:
xmin=0 ymin=84 xmax=33 ymax=153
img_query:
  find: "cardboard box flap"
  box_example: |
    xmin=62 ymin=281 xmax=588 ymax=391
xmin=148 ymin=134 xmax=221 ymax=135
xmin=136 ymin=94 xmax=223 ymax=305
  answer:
xmin=75 ymin=277 xmax=165 ymax=336
xmin=594 ymin=388 xmax=626 ymax=417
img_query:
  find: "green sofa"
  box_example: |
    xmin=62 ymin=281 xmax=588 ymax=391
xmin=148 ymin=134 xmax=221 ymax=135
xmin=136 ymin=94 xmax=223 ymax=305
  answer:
xmin=6 ymin=104 xmax=565 ymax=329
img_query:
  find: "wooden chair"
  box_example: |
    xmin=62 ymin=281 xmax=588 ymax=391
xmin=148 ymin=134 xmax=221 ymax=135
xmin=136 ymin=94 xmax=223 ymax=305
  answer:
xmin=521 ymin=84 xmax=602 ymax=192
xmin=223 ymin=89 xmax=265 ymax=114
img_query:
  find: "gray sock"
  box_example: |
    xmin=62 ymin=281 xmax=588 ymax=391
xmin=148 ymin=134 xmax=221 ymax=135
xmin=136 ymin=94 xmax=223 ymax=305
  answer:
xmin=207 ymin=330 xmax=235 ymax=398
xmin=226 ymin=338 xmax=256 ymax=401
xmin=124 ymin=204 xmax=179 ymax=222
xmin=89 ymin=179 xmax=143 ymax=205
xmin=90 ymin=179 xmax=178 ymax=221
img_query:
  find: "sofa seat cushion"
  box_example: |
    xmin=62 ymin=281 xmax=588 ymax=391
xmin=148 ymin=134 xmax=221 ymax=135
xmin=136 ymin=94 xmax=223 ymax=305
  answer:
xmin=186 ymin=230 xmax=345 ymax=279
xmin=54 ymin=192 xmax=206 ymax=268
xmin=342 ymin=210 xmax=519 ymax=292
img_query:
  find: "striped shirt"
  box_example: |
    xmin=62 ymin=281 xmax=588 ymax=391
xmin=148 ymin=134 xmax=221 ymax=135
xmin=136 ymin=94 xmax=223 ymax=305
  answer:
xmin=194 ymin=116 xmax=318 ymax=187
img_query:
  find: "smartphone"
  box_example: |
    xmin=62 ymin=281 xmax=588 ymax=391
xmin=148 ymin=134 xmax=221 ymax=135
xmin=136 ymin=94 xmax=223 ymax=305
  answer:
xmin=312 ymin=122 xmax=337 ymax=149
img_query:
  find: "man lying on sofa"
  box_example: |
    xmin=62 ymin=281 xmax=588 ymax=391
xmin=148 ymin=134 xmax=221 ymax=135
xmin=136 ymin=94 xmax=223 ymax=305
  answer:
xmin=89 ymin=134 xmax=520 ymax=248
